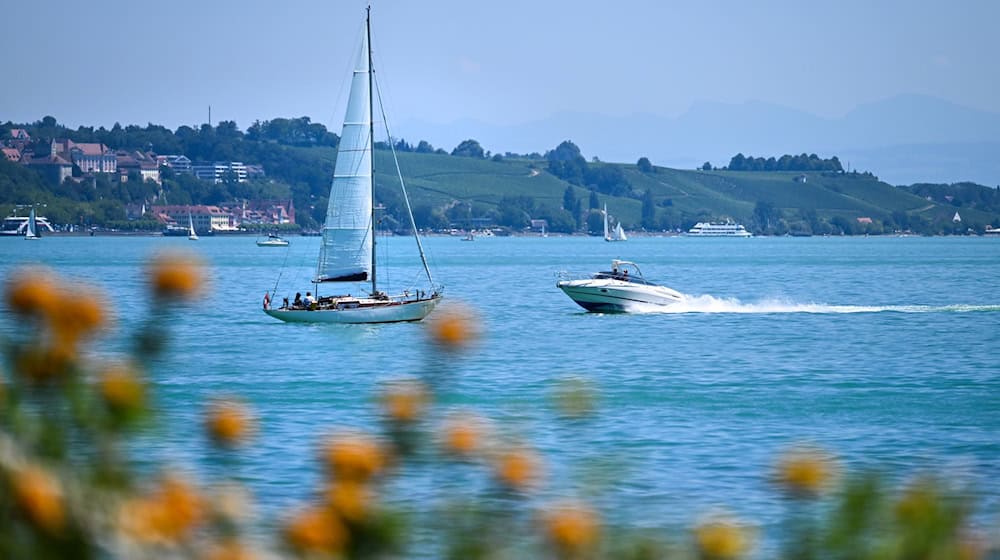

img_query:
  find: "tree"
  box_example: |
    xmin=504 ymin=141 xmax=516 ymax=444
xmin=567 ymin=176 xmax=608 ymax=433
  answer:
xmin=701 ymin=162 xmax=712 ymax=171
xmin=562 ymin=186 xmax=576 ymax=212
xmin=415 ymin=140 xmax=435 ymax=153
xmin=637 ymin=157 xmax=653 ymax=173
xmin=641 ymin=189 xmax=656 ymax=229
xmin=451 ymin=139 xmax=485 ymax=158
xmin=588 ymin=190 xmax=599 ymax=210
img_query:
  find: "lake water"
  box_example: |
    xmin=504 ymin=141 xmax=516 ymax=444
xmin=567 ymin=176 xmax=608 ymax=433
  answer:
xmin=2 ymin=234 xmax=999 ymax=548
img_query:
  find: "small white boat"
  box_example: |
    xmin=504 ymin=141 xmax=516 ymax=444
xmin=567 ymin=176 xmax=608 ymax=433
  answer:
xmin=187 ymin=213 xmax=199 ymax=240
xmin=257 ymin=233 xmax=290 ymax=247
xmin=686 ymin=222 xmax=752 ymax=237
xmin=461 ymin=232 xmax=475 ymax=241
xmin=24 ymin=207 xmax=41 ymax=240
xmin=603 ymin=204 xmax=627 ymax=242
xmin=557 ymin=259 xmax=683 ymax=312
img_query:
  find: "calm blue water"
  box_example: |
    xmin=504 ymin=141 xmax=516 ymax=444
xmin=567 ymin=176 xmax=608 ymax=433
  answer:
xmin=2 ymin=235 xmax=999 ymax=544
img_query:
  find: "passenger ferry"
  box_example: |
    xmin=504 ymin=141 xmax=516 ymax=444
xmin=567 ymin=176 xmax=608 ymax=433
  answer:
xmin=2 ymin=212 xmax=56 ymax=236
xmin=686 ymin=222 xmax=753 ymax=238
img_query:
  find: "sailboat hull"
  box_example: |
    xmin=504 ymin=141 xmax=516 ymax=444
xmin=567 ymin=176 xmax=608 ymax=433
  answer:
xmin=264 ymin=295 xmax=441 ymax=324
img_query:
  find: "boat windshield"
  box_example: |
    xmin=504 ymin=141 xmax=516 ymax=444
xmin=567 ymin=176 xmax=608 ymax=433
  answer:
xmin=593 ymin=271 xmax=656 ymax=285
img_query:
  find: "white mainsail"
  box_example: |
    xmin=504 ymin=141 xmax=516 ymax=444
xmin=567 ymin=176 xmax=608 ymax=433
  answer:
xmin=25 ymin=207 xmax=39 ymax=239
xmin=316 ymin=32 xmax=374 ymax=283
xmin=613 ymin=222 xmax=628 ymax=241
xmin=603 ymin=204 xmax=610 ymax=240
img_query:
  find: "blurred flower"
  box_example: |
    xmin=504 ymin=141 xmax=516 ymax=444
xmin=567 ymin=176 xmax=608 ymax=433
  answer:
xmin=13 ymin=465 xmax=65 ymax=534
xmin=441 ymin=412 xmax=485 ymax=457
xmin=210 ymin=483 xmax=252 ymax=523
xmin=284 ymin=506 xmax=347 ymax=554
xmin=322 ymin=432 xmax=386 ymax=483
xmin=693 ymin=517 xmax=750 ymax=560
xmin=493 ymin=446 xmax=541 ymax=491
xmin=202 ymin=538 xmax=256 ymax=560
xmin=206 ymin=398 xmax=254 ymax=447
xmin=325 ymin=481 xmax=372 ymax=523
xmin=99 ymin=363 xmax=146 ymax=415
xmin=46 ymin=287 xmax=106 ymax=347
xmin=553 ymin=377 xmax=597 ymax=419
xmin=4 ymin=268 xmax=57 ymax=318
xmin=543 ymin=502 xmax=601 ymax=556
xmin=775 ymin=446 xmax=836 ymax=497
xmin=428 ymin=306 xmax=479 ymax=351
xmin=121 ymin=475 xmax=204 ymax=543
xmin=148 ymin=252 xmax=204 ymax=301
xmin=379 ymin=379 xmax=427 ymax=423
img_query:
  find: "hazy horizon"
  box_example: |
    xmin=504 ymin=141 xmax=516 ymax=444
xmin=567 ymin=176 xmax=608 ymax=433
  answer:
xmin=5 ymin=0 xmax=1000 ymax=184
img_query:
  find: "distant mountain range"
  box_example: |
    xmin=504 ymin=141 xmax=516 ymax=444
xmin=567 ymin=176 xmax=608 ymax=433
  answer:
xmin=401 ymin=94 xmax=1000 ymax=187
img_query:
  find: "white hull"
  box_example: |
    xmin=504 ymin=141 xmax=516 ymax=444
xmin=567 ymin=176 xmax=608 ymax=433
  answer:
xmin=557 ymin=279 xmax=683 ymax=312
xmin=257 ymin=240 xmax=289 ymax=247
xmin=265 ymin=295 xmax=441 ymax=324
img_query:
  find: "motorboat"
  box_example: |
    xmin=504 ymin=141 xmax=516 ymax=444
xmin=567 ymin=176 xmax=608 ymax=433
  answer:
xmin=556 ymin=259 xmax=683 ymax=312
xmin=257 ymin=233 xmax=290 ymax=247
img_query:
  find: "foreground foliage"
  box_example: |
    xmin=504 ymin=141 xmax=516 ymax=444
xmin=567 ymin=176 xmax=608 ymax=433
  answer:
xmin=0 ymin=257 xmax=995 ymax=558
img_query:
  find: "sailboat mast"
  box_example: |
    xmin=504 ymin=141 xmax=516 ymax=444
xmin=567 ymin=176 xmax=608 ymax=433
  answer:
xmin=366 ymin=6 xmax=377 ymax=295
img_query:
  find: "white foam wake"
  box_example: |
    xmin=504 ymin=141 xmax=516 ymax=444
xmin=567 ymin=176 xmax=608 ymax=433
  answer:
xmin=630 ymin=295 xmax=1000 ymax=315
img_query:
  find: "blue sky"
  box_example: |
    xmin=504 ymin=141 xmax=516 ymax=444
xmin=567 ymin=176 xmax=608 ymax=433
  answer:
xmin=4 ymin=0 xmax=999 ymax=145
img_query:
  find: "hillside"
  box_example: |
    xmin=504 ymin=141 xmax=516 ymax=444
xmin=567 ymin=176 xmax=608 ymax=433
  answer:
xmin=2 ymin=117 xmax=998 ymax=235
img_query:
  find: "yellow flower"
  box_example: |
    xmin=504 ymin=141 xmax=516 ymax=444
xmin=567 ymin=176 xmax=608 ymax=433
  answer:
xmin=428 ymin=306 xmax=478 ymax=350
xmin=325 ymin=481 xmax=372 ymax=523
xmin=380 ymin=380 xmax=427 ymax=423
xmin=202 ymin=538 xmax=256 ymax=560
xmin=4 ymin=268 xmax=57 ymax=318
xmin=148 ymin=252 xmax=203 ymax=300
xmin=46 ymin=287 xmax=106 ymax=345
xmin=322 ymin=432 xmax=386 ymax=483
xmin=441 ymin=412 xmax=485 ymax=457
xmin=121 ymin=475 xmax=204 ymax=543
xmin=543 ymin=502 xmax=601 ymax=555
xmin=494 ymin=447 xmax=541 ymax=491
xmin=206 ymin=398 xmax=254 ymax=447
xmin=13 ymin=465 xmax=65 ymax=534
xmin=284 ymin=506 xmax=347 ymax=553
xmin=99 ymin=363 xmax=145 ymax=414
xmin=775 ymin=446 xmax=835 ymax=497
xmin=694 ymin=517 xmax=749 ymax=560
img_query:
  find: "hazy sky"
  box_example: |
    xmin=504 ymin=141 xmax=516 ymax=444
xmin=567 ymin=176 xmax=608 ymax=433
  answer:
xmin=4 ymin=0 xmax=999 ymax=137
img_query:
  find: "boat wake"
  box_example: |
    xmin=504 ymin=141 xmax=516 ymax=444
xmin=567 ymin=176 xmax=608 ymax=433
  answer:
xmin=630 ymin=294 xmax=1000 ymax=315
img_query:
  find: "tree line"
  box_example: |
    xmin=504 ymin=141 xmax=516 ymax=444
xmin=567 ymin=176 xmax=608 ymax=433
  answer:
xmin=725 ymin=153 xmax=844 ymax=172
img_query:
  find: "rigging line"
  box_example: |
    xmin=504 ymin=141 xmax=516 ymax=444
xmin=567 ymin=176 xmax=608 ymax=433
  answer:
xmin=271 ymin=241 xmax=294 ymax=295
xmin=373 ymin=72 xmax=436 ymax=290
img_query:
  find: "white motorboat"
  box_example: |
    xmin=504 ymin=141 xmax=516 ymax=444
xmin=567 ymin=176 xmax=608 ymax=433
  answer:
xmin=257 ymin=233 xmax=290 ymax=247
xmin=557 ymin=259 xmax=683 ymax=312
xmin=686 ymin=222 xmax=752 ymax=237
xmin=263 ymin=7 xmax=441 ymax=324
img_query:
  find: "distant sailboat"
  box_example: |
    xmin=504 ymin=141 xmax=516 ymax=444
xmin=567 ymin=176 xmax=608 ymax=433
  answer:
xmin=603 ymin=204 xmax=627 ymax=242
xmin=263 ymin=7 xmax=441 ymax=324
xmin=24 ymin=207 xmax=40 ymax=240
xmin=187 ymin=213 xmax=199 ymax=240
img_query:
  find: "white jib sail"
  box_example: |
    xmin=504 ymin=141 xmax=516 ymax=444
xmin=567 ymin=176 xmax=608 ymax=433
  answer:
xmin=316 ymin=32 xmax=374 ymax=283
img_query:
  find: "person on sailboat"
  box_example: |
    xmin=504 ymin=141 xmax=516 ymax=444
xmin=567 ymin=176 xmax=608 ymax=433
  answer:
xmin=304 ymin=292 xmax=315 ymax=307
xmin=293 ymin=292 xmax=302 ymax=308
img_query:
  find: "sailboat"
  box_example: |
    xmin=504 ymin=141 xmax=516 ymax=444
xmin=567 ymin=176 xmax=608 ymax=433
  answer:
xmin=263 ymin=7 xmax=441 ymax=324
xmin=187 ymin=213 xmax=199 ymax=240
xmin=603 ymin=204 xmax=627 ymax=242
xmin=24 ymin=206 xmax=40 ymax=240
